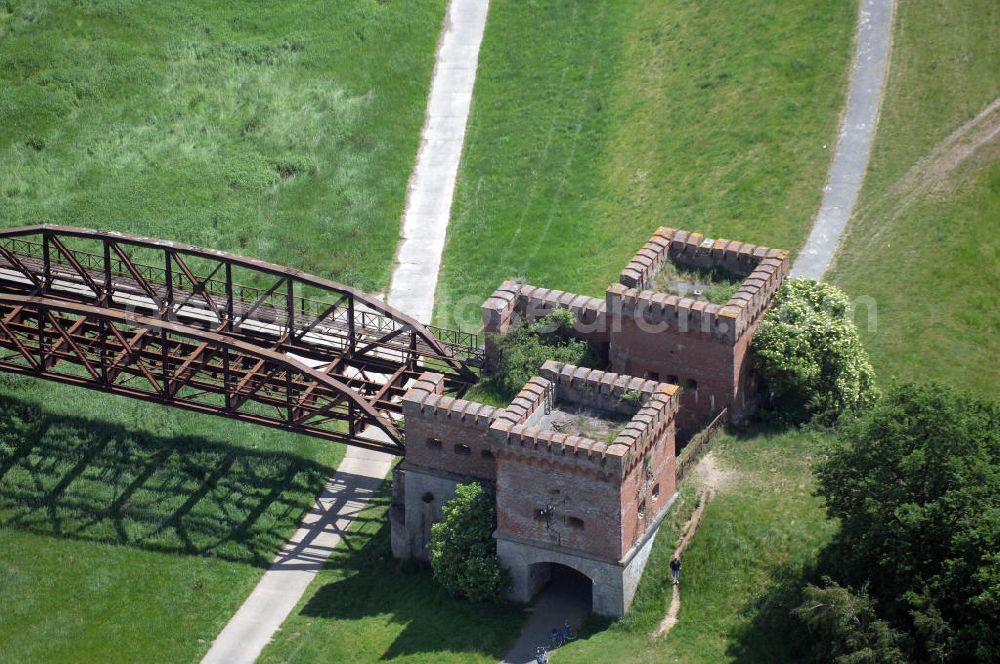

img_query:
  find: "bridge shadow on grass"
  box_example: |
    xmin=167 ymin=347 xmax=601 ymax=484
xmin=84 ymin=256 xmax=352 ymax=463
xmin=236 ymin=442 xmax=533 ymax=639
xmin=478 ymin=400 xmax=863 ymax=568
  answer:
xmin=297 ymin=485 xmax=525 ymax=662
xmin=0 ymin=392 xmax=339 ymax=567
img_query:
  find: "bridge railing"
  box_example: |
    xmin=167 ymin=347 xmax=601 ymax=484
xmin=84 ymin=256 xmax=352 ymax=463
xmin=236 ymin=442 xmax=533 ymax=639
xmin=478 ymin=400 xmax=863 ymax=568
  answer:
xmin=0 ymin=236 xmax=484 ymax=366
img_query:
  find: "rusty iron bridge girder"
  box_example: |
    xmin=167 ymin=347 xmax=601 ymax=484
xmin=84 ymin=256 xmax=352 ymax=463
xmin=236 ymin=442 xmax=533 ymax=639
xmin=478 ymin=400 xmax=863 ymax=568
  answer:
xmin=0 ymin=225 xmax=482 ymax=454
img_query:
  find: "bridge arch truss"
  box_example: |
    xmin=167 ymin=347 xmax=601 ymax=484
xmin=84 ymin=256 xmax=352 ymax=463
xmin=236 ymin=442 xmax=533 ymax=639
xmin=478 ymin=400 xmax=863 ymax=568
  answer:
xmin=0 ymin=225 xmax=481 ymax=453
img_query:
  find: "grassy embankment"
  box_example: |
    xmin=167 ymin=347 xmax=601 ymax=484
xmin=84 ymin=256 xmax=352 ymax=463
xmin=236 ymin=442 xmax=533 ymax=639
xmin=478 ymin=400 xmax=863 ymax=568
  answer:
xmin=434 ymin=0 xmax=855 ymax=330
xmin=0 ymin=1 xmax=444 ymax=661
xmin=262 ymin=0 xmax=854 ymax=662
xmin=829 ymin=0 xmax=1000 ymax=398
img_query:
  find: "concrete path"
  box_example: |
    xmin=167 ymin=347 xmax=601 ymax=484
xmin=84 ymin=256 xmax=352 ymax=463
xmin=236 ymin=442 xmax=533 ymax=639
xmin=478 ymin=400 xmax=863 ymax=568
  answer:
xmin=202 ymin=2 xmax=489 ymax=662
xmin=792 ymin=0 xmax=895 ymax=280
xmin=390 ymin=0 xmax=489 ymax=324
xmin=201 ymin=447 xmax=393 ymax=664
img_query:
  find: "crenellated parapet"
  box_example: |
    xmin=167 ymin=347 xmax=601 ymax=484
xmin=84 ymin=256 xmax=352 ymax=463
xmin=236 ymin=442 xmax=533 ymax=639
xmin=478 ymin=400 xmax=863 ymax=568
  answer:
xmin=488 ymin=362 xmax=678 ymax=481
xmin=401 ymin=372 xmax=499 ymax=480
xmin=482 ymin=281 xmax=608 ymax=368
xmin=613 ymin=227 xmax=790 ymax=343
xmin=483 ymin=228 xmax=789 ymax=352
xmin=401 ymin=372 xmax=498 ymax=430
xmin=619 ymin=226 xmax=787 ymax=287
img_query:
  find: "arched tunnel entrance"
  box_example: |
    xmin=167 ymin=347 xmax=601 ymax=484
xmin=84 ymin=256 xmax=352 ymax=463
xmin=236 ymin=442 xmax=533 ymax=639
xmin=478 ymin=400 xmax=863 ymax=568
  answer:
xmin=530 ymin=562 xmax=593 ymax=610
xmin=502 ymin=563 xmax=594 ymax=662
xmin=528 ymin=562 xmax=593 ymax=618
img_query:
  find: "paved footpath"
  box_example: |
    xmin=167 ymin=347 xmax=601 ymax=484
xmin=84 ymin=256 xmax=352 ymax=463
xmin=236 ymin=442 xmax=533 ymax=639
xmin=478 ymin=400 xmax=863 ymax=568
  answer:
xmin=792 ymin=0 xmax=894 ymax=280
xmin=392 ymin=0 xmax=489 ymax=324
xmin=202 ymin=1 xmax=489 ymax=662
xmin=202 ymin=447 xmax=393 ymax=664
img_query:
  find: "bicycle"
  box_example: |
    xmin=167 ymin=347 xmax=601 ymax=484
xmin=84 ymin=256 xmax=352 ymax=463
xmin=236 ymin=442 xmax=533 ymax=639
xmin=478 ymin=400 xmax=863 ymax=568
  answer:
xmin=549 ymin=621 xmax=578 ymax=649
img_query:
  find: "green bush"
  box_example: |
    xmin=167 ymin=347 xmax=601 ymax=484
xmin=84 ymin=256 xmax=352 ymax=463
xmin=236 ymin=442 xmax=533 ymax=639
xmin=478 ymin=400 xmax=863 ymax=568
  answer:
xmin=491 ymin=309 xmax=599 ymax=398
xmin=751 ymin=278 xmax=877 ymax=423
xmin=815 ymin=382 xmax=1000 ymax=661
xmin=793 ymin=580 xmax=907 ymax=664
xmin=429 ymin=482 xmax=509 ymax=602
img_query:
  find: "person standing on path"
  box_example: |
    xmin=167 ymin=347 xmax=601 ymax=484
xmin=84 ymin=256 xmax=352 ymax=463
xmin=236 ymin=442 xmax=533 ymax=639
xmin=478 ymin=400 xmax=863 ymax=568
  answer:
xmin=670 ymin=557 xmax=681 ymax=585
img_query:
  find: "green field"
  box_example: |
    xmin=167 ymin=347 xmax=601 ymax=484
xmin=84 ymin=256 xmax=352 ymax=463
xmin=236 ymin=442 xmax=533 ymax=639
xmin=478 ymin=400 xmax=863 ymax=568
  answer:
xmin=0 ymin=374 xmax=346 ymax=663
xmin=555 ymin=428 xmax=836 ymax=664
xmin=258 ymin=427 xmax=834 ymax=664
xmin=435 ymin=0 xmax=855 ymax=329
xmin=0 ymin=0 xmax=444 ymax=292
xmin=2 ymin=0 xmax=996 ymax=661
xmin=0 ymin=374 xmax=345 ymax=663
xmin=258 ymin=481 xmax=525 ymax=664
xmin=829 ymin=0 xmax=1000 ymax=397
xmin=0 ymin=0 xmax=444 ymax=661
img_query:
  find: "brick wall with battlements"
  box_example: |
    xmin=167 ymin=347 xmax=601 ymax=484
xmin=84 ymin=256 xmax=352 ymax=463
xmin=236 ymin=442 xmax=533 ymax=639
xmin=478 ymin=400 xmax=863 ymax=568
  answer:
xmin=393 ymin=227 xmax=786 ymax=615
xmin=394 ymin=361 xmax=678 ymax=565
xmin=401 ymin=373 xmax=498 ymax=482
xmin=481 ymin=227 xmax=790 ymax=438
xmin=489 ymin=361 xmax=677 ymax=561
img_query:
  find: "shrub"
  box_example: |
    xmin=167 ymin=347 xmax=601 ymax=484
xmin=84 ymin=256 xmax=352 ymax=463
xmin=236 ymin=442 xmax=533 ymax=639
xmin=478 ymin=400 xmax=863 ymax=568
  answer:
xmin=815 ymin=382 xmax=1000 ymax=661
xmin=429 ymin=482 xmax=509 ymax=602
xmin=491 ymin=309 xmax=598 ymax=398
xmin=751 ymin=278 xmax=877 ymax=423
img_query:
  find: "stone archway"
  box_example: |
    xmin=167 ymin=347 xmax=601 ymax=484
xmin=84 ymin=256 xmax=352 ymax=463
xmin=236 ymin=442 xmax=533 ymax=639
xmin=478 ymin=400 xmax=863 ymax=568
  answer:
xmin=497 ymin=539 xmax=628 ymax=616
xmin=527 ymin=561 xmax=594 ymax=610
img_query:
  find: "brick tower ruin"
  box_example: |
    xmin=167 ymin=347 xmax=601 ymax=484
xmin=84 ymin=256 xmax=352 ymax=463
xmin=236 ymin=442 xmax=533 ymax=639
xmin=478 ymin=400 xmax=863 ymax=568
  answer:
xmin=390 ymin=227 xmax=789 ymax=617
xmin=482 ymin=227 xmax=790 ymax=439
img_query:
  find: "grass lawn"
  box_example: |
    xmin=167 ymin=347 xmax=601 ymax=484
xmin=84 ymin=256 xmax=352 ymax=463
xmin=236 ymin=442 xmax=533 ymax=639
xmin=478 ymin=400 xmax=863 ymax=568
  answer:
xmin=258 ymin=480 xmax=526 ymax=664
xmin=829 ymin=0 xmax=1000 ymax=396
xmin=258 ymin=2 xmax=997 ymax=662
xmin=0 ymin=0 xmax=445 ymax=661
xmin=0 ymin=0 xmax=444 ymax=292
xmin=0 ymin=374 xmax=345 ymax=663
xmin=551 ymin=427 xmax=836 ymax=664
xmin=435 ymin=0 xmax=855 ymax=329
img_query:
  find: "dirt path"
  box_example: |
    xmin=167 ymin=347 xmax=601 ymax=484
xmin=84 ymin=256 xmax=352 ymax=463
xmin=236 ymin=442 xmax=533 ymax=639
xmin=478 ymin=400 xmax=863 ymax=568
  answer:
xmin=861 ymin=96 xmax=1000 ymax=248
xmin=653 ymin=453 xmax=733 ymax=638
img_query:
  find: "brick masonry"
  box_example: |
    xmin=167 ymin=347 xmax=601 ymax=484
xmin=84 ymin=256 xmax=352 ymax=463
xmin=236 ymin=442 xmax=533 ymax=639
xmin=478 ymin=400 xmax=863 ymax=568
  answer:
xmin=482 ymin=227 xmax=789 ymax=439
xmin=392 ymin=227 xmax=788 ymax=617
xmin=392 ymin=361 xmax=679 ymax=616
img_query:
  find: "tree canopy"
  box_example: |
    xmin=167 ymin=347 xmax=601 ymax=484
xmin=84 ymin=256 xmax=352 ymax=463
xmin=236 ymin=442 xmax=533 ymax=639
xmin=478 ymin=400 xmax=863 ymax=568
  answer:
xmin=816 ymin=382 xmax=1000 ymax=661
xmin=752 ymin=278 xmax=877 ymax=422
xmin=793 ymin=580 xmax=907 ymax=664
xmin=491 ymin=308 xmax=598 ymax=398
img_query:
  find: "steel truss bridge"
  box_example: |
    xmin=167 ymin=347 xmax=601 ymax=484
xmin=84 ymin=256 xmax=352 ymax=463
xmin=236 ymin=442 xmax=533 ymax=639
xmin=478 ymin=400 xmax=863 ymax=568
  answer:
xmin=0 ymin=225 xmax=481 ymax=454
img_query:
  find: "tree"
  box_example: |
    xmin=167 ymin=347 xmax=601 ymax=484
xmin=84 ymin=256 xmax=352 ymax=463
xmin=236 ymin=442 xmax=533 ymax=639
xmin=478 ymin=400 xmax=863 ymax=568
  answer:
xmin=815 ymin=382 xmax=1000 ymax=661
xmin=491 ymin=309 xmax=598 ymax=398
xmin=793 ymin=580 xmax=907 ymax=664
xmin=429 ymin=482 xmax=509 ymax=602
xmin=752 ymin=278 xmax=877 ymax=423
